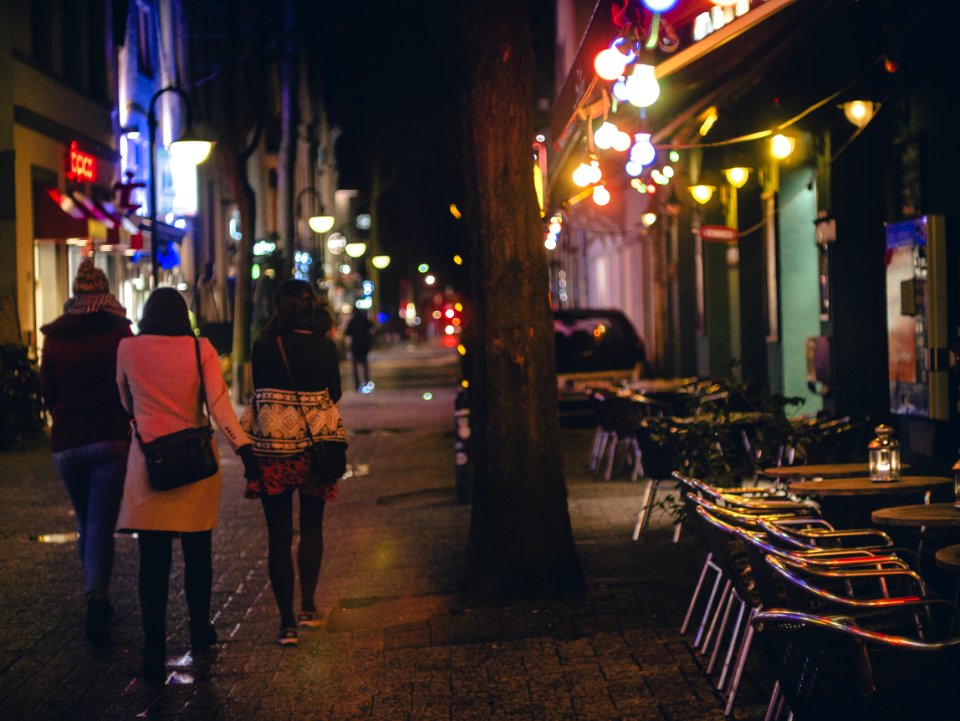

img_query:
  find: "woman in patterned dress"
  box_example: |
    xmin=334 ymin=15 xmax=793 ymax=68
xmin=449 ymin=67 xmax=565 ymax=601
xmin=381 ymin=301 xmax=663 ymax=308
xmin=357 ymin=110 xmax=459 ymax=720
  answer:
xmin=243 ymin=280 xmax=344 ymax=646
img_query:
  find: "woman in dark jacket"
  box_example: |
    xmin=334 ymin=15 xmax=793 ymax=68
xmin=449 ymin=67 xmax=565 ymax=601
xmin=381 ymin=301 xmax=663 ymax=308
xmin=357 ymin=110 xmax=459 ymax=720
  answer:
xmin=40 ymin=258 xmax=132 ymax=646
xmin=242 ymin=280 xmax=345 ymax=646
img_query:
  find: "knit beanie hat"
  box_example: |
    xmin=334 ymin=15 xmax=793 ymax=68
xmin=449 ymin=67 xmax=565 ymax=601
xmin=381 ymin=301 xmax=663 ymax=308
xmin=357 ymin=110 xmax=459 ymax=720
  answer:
xmin=73 ymin=258 xmax=109 ymax=295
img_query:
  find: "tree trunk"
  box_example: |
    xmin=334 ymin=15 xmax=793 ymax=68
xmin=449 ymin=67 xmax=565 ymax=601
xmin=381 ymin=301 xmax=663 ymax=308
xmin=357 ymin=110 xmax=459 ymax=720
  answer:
xmin=461 ymin=0 xmax=584 ymax=603
xmin=277 ymin=0 xmax=298 ymax=277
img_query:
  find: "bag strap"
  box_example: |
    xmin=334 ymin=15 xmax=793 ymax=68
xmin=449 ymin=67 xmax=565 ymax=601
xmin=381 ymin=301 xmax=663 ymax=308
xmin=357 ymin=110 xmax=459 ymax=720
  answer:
xmin=276 ymin=335 xmax=317 ymax=447
xmin=134 ymin=336 xmax=210 ymax=446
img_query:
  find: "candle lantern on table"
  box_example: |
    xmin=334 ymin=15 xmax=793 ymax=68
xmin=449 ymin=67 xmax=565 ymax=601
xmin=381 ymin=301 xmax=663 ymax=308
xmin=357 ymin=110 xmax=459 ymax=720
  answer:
xmin=868 ymin=424 xmax=901 ymax=483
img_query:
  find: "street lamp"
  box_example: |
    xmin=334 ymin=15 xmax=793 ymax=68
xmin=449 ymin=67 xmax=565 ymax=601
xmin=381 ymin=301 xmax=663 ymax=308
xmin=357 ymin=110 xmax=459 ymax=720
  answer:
xmin=295 ymin=187 xmax=334 ymax=234
xmin=148 ymin=85 xmax=212 ymax=288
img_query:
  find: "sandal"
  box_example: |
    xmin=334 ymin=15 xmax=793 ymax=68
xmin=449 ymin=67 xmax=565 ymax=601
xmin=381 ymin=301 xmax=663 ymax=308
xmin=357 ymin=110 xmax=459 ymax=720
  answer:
xmin=298 ymin=610 xmax=325 ymax=628
xmin=274 ymin=627 xmax=299 ymax=646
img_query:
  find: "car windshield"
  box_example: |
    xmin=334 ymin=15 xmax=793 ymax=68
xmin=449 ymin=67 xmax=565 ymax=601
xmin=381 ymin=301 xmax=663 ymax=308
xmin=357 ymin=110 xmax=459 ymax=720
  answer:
xmin=554 ymin=312 xmax=642 ymax=373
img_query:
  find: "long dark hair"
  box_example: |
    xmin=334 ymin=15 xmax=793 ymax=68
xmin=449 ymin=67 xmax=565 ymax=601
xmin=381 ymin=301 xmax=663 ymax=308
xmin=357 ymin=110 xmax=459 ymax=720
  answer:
xmin=258 ymin=279 xmax=332 ymax=340
xmin=139 ymin=287 xmax=194 ymax=336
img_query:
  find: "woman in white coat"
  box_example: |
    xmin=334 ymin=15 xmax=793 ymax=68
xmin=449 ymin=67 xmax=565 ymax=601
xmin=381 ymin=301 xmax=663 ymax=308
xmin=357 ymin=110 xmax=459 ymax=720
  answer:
xmin=116 ymin=288 xmax=260 ymax=682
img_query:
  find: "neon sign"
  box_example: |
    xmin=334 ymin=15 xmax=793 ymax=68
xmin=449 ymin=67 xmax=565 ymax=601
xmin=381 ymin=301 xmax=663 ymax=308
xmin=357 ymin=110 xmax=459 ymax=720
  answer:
xmin=66 ymin=141 xmax=97 ymax=182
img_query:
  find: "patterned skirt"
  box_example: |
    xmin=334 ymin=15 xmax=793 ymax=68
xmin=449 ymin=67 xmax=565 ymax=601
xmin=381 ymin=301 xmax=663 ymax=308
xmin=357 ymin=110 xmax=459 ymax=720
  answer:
xmin=245 ymin=449 xmax=338 ymax=501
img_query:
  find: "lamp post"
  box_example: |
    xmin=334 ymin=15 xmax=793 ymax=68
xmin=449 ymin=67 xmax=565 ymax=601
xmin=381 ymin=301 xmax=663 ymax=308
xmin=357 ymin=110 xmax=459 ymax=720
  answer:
xmin=295 ymin=187 xmax=334 ymax=283
xmin=148 ymin=85 xmax=212 ymax=288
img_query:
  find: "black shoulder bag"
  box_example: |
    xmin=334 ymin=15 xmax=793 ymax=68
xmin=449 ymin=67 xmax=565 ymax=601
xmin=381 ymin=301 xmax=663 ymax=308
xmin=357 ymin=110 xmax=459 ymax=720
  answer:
xmin=135 ymin=337 xmax=219 ymax=491
xmin=276 ymin=336 xmax=347 ymax=484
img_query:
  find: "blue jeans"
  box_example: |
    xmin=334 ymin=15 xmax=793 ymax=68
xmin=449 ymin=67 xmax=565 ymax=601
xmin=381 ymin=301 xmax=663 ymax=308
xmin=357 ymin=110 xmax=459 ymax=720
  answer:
xmin=53 ymin=440 xmax=129 ymax=597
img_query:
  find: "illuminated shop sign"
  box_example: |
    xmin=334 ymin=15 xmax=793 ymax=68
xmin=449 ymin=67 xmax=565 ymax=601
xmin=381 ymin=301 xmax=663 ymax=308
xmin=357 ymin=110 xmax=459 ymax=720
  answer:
xmin=692 ymin=0 xmax=763 ymax=42
xmin=66 ymin=141 xmax=97 ymax=182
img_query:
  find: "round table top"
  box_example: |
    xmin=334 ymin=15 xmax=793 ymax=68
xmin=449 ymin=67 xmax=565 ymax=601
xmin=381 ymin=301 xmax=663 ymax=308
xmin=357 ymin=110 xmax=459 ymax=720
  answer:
xmin=789 ymin=475 xmax=951 ymax=497
xmin=763 ymin=463 xmax=873 ymax=479
xmin=872 ymin=502 xmax=960 ymax=528
xmin=935 ymin=544 xmax=960 ymax=573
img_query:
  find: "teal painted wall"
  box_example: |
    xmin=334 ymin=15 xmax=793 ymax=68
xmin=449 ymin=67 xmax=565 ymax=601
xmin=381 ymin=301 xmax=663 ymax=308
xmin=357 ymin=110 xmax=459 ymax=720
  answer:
xmin=778 ymin=168 xmax=822 ymax=416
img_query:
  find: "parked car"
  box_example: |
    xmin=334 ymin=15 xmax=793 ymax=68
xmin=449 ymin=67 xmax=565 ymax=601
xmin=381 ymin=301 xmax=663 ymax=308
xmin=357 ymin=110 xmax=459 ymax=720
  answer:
xmin=554 ymin=308 xmax=646 ymax=413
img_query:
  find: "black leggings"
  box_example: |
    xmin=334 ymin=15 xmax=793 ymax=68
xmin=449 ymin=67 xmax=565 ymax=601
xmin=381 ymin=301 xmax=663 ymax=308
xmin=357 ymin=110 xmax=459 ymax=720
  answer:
xmin=137 ymin=530 xmax=212 ymax=657
xmin=259 ymin=490 xmax=326 ymax=629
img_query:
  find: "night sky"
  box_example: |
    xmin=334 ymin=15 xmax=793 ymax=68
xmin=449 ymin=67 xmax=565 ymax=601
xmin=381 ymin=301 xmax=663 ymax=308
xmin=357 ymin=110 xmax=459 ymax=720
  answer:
xmin=312 ymin=0 xmax=556 ymax=306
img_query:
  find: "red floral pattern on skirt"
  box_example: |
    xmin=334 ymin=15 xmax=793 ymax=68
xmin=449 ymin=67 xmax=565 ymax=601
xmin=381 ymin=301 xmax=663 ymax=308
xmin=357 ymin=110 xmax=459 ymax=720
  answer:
xmin=245 ymin=450 xmax=338 ymax=500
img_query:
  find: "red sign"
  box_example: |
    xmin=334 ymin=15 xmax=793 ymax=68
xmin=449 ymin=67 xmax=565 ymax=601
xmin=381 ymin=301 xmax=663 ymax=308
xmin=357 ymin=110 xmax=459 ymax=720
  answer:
xmin=66 ymin=141 xmax=97 ymax=182
xmin=699 ymin=225 xmax=739 ymax=243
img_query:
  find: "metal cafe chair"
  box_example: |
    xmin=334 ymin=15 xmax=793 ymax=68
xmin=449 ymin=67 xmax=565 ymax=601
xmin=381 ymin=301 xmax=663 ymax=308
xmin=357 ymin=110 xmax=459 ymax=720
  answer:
xmin=689 ymin=495 xmax=921 ymax=719
xmin=752 ymin=609 xmax=960 ymax=721
xmin=587 ymin=389 xmax=644 ymax=481
xmin=672 ymin=472 xmax=813 ymax=650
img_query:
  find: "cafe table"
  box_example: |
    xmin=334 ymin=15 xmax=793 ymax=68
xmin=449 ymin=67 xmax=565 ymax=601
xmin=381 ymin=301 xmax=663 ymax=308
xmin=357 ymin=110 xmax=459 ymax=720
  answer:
xmin=872 ymin=503 xmax=960 ymax=578
xmin=762 ymin=462 xmax=874 ymax=480
xmin=788 ymin=475 xmax=952 ymax=528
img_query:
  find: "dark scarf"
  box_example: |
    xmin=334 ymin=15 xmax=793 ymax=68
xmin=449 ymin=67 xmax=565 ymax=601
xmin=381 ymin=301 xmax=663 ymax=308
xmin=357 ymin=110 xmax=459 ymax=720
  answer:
xmin=63 ymin=293 xmax=128 ymax=319
xmin=138 ymin=287 xmax=194 ymax=336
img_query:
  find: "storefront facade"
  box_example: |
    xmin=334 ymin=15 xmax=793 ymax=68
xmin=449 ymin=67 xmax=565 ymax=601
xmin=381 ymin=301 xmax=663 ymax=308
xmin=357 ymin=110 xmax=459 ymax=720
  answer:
xmin=549 ymin=0 xmax=958 ymax=464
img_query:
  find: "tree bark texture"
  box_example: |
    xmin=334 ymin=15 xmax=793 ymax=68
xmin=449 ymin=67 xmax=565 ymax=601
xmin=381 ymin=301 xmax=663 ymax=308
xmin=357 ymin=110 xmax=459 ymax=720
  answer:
xmin=461 ymin=0 xmax=584 ymax=603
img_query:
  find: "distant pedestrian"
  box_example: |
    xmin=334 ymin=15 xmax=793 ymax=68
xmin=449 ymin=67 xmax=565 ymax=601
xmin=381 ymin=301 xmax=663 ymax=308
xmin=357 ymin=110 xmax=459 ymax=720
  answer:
xmin=39 ymin=259 xmax=132 ymax=647
xmin=115 ymin=288 xmax=260 ymax=683
xmin=243 ymin=280 xmax=344 ymax=646
xmin=345 ymin=306 xmax=374 ymax=391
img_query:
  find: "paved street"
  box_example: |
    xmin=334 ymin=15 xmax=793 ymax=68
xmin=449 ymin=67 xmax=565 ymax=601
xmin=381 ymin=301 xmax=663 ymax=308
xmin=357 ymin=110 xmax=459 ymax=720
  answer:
xmin=0 ymin=341 xmax=772 ymax=721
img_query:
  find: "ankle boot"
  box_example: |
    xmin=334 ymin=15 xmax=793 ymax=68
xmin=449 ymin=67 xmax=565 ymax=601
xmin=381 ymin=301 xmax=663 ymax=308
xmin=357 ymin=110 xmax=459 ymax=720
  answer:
xmin=190 ymin=622 xmax=218 ymax=653
xmin=86 ymin=596 xmax=112 ymax=647
xmin=142 ymin=638 xmax=166 ymax=683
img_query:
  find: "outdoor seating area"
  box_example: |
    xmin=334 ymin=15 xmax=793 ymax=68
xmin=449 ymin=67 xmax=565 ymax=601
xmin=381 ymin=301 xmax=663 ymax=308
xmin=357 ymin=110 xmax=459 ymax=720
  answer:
xmin=583 ymin=377 xmax=960 ymax=720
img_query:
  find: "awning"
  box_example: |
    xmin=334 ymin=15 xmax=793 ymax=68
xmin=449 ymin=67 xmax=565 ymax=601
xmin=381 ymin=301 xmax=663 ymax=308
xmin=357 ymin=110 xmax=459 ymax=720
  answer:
xmin=33 ymin=183 xmax=94 ymax=241
xmin=138 ymin=218 xmax=188 ymax=249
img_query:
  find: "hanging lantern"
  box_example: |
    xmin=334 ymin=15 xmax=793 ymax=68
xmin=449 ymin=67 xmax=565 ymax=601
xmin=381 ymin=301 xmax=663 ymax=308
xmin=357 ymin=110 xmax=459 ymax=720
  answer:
xmin=592 ymin=184 xmax=611 ymax=206
xmin=625 ymin=64 xmax=660 ymax=108
xmin=868 ymin=424 xmax=901 ymax=483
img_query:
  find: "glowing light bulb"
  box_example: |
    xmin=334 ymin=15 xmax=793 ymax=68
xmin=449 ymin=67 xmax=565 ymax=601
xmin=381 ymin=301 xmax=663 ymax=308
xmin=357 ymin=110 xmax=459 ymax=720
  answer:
xmin=771 ymin=133 xmax=796 ymax=159
xmin=594 ymin=121 xmax=619 ymax=150
xmin=642 ymin=0 xmax=679 ymax=11
xmin=572 ymin=162 xmax=592 ymax=187
xmin=723 ymin=167 xmax=750 ymax=189
xmin=626 ymin=64 xmax=660 ymax=108
xmin=592 ymin=184 xmax=611 ymax=206
xmin=585 ymin=160 xmax=602 ymax=185
xmin=612 ymin=131 xmax=632 ymax=152
xmin=594 ymin=45 xmax=630 ymax=81
xmin=625 ymin=160 xmax=644 ymax=177
xmin=630 ymin=133 xmax=656 ymax=166
xmin=544 ymin=236 xmax=558 ymax=250
xmin=641 ymin=212 xmax=658 ymax=227
xmin=689 ymin=184 xmax=716 ymax=205
xmin=612 ymin=78 xmax=629 ymax=102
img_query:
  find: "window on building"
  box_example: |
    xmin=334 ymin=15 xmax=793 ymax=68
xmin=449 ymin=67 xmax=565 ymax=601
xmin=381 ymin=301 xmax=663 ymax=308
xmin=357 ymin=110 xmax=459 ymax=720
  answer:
xmin=137 ymin=2 xmax=154 ymax=78
xmin=88 ymin=0 xmax=108 ymax=101
xmin=31 ymin=0 xmax=55 ymax=69
xmin=63 ymin=0 xmax=83 ymax=87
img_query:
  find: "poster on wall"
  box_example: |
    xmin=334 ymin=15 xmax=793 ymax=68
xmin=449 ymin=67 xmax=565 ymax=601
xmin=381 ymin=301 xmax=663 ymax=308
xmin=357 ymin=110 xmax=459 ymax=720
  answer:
xmin=885 ymin=217 xmax=928 ymax=416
